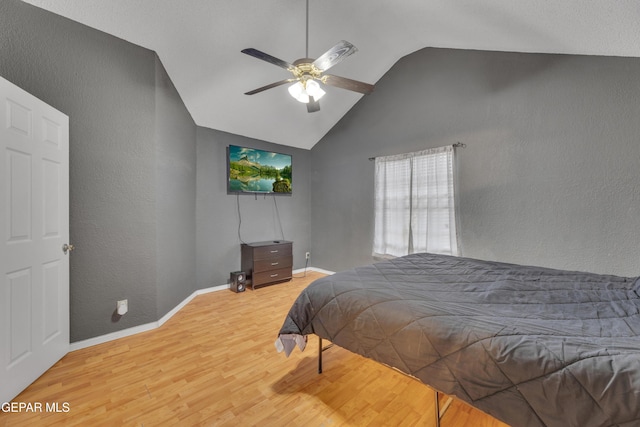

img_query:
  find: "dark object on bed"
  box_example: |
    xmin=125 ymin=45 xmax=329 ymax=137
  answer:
xmin=277 ymin=253 xmax=640 ymax=427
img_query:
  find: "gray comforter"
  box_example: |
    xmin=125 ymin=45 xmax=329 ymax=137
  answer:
xmin=277 ymin=253 xmax=640 ymax=427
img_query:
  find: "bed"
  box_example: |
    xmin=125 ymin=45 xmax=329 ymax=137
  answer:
xmin=276 ymin=252 xmax=640 ymax=427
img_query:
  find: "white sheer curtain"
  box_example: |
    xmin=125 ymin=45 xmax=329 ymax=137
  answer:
xmin=373 ymin=145 xmax=459 ymax=258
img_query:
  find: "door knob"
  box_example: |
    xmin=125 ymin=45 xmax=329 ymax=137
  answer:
xmin=62 ymin=243 xmax=75 ymax=254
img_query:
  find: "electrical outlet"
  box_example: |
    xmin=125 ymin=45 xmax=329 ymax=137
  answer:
xmin=305 ymin=252 xmax=311 ymax=260
xmin=117 ymin=299 xmax=128 ymax=315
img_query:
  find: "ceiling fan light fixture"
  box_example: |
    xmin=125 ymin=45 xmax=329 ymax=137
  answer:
xmin=306 ymin=79 xmax=325 ymax=101
xmin=288 ymin=81 xmax=309 ymax=103
xmin=288 ymin=79 xmax=325 ymax=104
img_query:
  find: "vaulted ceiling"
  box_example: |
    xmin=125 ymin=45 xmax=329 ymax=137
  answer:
xmin=21 ymin=0 xmax=640 ymax=149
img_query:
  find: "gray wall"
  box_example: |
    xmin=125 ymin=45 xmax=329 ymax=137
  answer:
xmin=0 ymin=0 xmax=198 ymax=341
xmin=1 ymin=0 xmax=312 ymax=342
xmin=196 ymin=127 xmax=312 ymax=289
xmin=311 ymin=47 xmax=640 ymax=277
xmin=4 ymin=0 xmax=639 ymax=343
xmin=1 ymin=0 xmax=157 ymax=341
xmin=155 ymin=57 xmax=197 ymax=318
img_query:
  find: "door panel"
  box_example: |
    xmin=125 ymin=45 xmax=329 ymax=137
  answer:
xmin=7 ymin=149 xmax=32 ymax=242
xmin=8 ymin=268 xmax=32 ymax=365
xmin=0 ymin=75 xmax=69 ymax=402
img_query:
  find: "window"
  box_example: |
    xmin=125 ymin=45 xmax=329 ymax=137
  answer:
xmin=373 ymin=145 xmax=459 ymax=258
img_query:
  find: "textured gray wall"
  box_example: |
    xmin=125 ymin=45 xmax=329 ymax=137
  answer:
xmin=1 ymin=0 xmax=157 ymax=341
xmin=0 ymin=0 xmax=311 ymax=342
xmin=0 ymin=0 xmax=200 ymax=341
xmin=155 ymin=58 xmax=197 ymax=318
xmin=311 ymin=48 xmax=640 ymax=276
xmin=4 ymin=0 xmax=639 ymax=344
xmin=196 ymin=127 xmax=312 ymax=289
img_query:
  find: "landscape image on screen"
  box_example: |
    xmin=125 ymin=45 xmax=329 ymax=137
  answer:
xmin=228 ymin=145 xmax=292 ymax=194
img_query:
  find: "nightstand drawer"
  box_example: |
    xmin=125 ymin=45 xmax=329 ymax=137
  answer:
xmin=252 ymin=267 xmax=292 ymax=286
xmin=254 ymin=256 xmax=293 ymax=273
xmin=253 ymin=244 xmax=292 ymax=260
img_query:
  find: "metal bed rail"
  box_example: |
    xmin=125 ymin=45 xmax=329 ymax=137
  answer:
xmin=317 ymin=336 xmax=452 ymax=427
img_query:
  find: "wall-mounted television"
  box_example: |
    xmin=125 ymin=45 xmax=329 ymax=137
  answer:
xmin=227 ymin=145 xmax=292 ymax=195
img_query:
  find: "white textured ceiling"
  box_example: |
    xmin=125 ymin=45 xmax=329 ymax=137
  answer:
xmin=20 ymin=0 xmax=640 ymax=149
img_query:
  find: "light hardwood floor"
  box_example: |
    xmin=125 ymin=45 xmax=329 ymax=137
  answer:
xmin=1 ymin=271 xmax=509 ymax=427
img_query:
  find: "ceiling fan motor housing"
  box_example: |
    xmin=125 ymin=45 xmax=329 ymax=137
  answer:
xmin=291 ymin=58 xmax=323 ymax=82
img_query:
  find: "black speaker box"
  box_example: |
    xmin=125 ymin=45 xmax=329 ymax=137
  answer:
xmin=230 ymin=271 xmax=246 ymax=293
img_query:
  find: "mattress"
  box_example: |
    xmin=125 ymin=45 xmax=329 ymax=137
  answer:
xmin=277 ymin=253 xmax=640 ymax=427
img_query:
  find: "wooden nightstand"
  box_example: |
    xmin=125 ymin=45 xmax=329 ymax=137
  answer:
xmin=241 ymin=241 xmax=293 ymax=290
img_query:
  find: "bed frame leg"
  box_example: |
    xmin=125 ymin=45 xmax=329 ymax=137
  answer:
xmin=434 ymin=390 xmax=441 ymax=427
xmin=318 ymin=336 xmax=334 ymax=374
xmin=318 ymin=336 xmax=323 ymax=374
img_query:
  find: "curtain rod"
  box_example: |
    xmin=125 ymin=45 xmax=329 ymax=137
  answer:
xmin=368 ymin=142 xmax=466 ymax=161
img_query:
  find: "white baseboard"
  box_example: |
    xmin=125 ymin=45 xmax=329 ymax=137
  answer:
xmin=303 ymin=266 xmax=335 ymax=275
xmin=69 ymin=283 xmax=230 ymax=352
xmin=69 ymin=267 xmax=333 ymax=352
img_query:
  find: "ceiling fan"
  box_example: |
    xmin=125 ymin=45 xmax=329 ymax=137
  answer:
xmin=241 ymin=0 xmax=374 ymax=113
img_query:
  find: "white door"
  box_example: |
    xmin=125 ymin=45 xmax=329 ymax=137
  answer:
xmin=0 ymin=76 xmax=70 ymax=402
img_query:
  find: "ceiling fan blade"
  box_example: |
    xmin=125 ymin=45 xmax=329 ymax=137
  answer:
xmin=323 ymin=74 xmax=375 ymax=95
xmin=241 ymin=48 xmax=294 ymax=71
xmin=307 ymin=96 xmax=320 ymax=113
xmin=244 ymin=79 xmax=292 ymax=95
xmin=312 ymin=40 xmax=358 ymax=72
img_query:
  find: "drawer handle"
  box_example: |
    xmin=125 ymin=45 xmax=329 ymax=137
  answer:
xmin=271 ymin=262 xmax=279 ymax=266
xmin=270 ymin=250 xmax=279 ymax=254
xmin=270 ymin=274 xmax=279 ymax=278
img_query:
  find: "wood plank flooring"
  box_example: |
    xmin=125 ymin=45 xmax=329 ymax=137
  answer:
xmin=1 ymin=271 xmax=509 ymax=426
